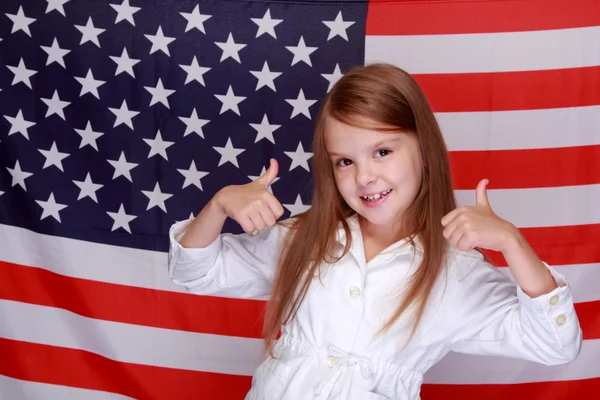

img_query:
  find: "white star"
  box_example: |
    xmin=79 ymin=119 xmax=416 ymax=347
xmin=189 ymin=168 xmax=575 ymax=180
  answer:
xmin=75 ymin=16 xmax=105 ymax=48
xmin=144 ymin=26 xmax=175 ymax=56
xmin=110 ymin=0 xmax=141 ymax=26
xmin=0 ymin=190 xmax=3 ymax=197
xmin=74 ymin=121 xmax=104 ymax=150
xmin=41 ymin=90 xmax=70 ymax=120
xmin=6 ymin=58 xmax=37 ymax=89
xmin=179 ymin=56 xmax=210 ymax=86
xmin=6 ymin=160 xmax=33 ymax=190
xmin=322 ymin=11 xmax=355 ymax=41
xmin=5 ymin=6 xmax=36 ymax=37
xmin=74 ymin=69 xmax=106 ymax=99
xmin=73 ymin=172 xmax=103 ymax=202
xmin=35 ymin=193 xmax=68 ymax=222
xmin=251 ymin=9 xmax=283 ymax=39
xmin=45 ymin=0 xmax=70 ymax=16
xmin=249 ymin=114 xmax=281 ymax=144
xmin=180 ymin=4 xmax=211 ymax=33
xmin=285 ymin=89 xmax=317 ymax=119
xmin=143 ymin=130 xmax=175 ymax=160
xmin=248 ymin=165 xmax=280 ymax=195
xmin=179 ymin=108 xmax=210 ymax=138
xmin=4 ymin=110 xmax=35 ymax=140
xmin=322 ymin=64 xmax=343 ymax=92
xmin=108 ymin=100 xmax=139 ymax=129
xmin=141 ymin=182 xmax=173 ymax=212
xmin=213 ymin=138 xmax=245 ymax=168
xmin=177 ymin=160 xmax=209 ymax=190
xmin=39 ymin=141 xmax=69 ymax=171
xmin=144 ymin=78 xmax=175 ymax=108
xmin=107 ymin=151 xmax=138 ymax=181
xmin=285 ymin=36 xmax=317 ymax=67
xmin=110 ymin=48 xmax=140 ymax=77
xmin=249 ymin=61 xmax=281 ymax=91
xmin=41 ymin=38 xmax=71 ymax=68
xmin=283 ymin=195 xmax=311 ymax=217
xmin=214 ymin=85 xmax=246 ymax=115
xmin=107 ymin=204 xmax=137 ymax=233
xmin=284 ymin=142 xmax=313 ymax=172
xmin=214 ymin=33 xmax=246 ymax=63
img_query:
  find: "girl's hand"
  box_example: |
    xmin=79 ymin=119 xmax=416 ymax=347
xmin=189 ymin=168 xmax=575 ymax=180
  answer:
xmin=214 ymin=158 xmax=285 ymax=234
xmin=441 ymin=179 xmax=519 ymax=253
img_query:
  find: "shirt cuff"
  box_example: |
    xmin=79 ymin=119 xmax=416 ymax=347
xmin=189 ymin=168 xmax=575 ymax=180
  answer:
xmin=168 ymin=218 xmax=221 ymax=273
xmin=516 ymin=262 xmax=578 ymax=346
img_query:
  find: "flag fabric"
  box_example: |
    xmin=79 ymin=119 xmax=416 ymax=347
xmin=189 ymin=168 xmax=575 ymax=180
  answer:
xmin=0 ymin=0 xmax=598 ymax=398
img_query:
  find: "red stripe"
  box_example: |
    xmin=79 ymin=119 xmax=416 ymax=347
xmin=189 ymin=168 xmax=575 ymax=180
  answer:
xmin=0 ymin=260 xmax=266 ymax=338
xmin=484 ymin=224 xmax=600 ymax=267
xmin=420 ymin=377 xmax=600 ymax=400
xmin=1 ymin=259 xmax=599 ymax=339
xmin=1 ymin=337 xmax=598 ymax=399
xmin=413 ymin=66 xmax=600 ymax=112
xmin=0 ymin=338 xmax=251 ymax=400
xmin=367 ymin=0 xmax=600 ymax=35
xmin=449 ymin=145 xmax=600 ymax=190
xmin=577 ymin=300 xmax=600 ymax=340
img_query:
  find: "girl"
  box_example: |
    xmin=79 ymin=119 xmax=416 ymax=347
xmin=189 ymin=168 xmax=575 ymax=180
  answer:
xmin=167 ymin=63 xmax=582 ymax=400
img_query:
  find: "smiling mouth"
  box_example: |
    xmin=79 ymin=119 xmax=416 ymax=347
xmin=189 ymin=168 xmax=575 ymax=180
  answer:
xmin=361 ymin=189 xmax=392 ymax=202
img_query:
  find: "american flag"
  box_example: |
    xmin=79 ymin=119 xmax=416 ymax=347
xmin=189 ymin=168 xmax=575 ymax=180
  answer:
xmin=0 ymin=0 xmax=598 ymax=398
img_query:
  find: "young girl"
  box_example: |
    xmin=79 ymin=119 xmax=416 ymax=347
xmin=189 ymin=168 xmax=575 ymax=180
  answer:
xmin=167 ymin=63 xmax=582 ymax=400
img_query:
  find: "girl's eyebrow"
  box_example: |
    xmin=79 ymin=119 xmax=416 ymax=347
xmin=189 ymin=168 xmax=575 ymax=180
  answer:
xmin=328 ymin=136 xmax=402 ymax=157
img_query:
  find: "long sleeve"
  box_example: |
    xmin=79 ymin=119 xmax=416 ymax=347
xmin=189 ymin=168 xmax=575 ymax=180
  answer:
xmin=447 ymin=253 xmax=582 ymax=366
xmin=167 ymin=217 xmax=290 ymax=300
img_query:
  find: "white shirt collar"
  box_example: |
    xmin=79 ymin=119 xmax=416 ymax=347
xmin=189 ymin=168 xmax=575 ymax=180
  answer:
xmin=335 ymin=213 xmax=424 ymax=256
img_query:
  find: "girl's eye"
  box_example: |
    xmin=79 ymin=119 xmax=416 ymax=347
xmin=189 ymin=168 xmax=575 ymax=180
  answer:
xmin=376 ymin=149 xmax=391 ymax=157
xmin=336 ymin=159 xmax=352 ymax=167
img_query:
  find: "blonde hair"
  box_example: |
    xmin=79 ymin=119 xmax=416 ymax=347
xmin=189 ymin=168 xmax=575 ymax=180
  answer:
xmin=263 ymin=63 xmax=458 ymax=353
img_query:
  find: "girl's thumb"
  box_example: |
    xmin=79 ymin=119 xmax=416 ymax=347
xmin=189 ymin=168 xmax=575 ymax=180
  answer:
xmin=257 ymin=158 xmax=278 ymax=187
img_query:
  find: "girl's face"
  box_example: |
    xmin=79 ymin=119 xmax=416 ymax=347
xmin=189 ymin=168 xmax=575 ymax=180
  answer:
xmin=324 ymin=116 xmax=423 ymax=234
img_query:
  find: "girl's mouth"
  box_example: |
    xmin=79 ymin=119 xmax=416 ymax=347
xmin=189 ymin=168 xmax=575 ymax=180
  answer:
xmin=360 ymin=189 xmax=392 ymax=207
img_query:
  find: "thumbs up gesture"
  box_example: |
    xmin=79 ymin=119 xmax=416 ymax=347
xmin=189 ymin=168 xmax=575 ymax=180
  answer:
xmin=441 ymin=179 xmax=519 ymax=253
xmin=215 ymin=158 xmax=285 ymax=234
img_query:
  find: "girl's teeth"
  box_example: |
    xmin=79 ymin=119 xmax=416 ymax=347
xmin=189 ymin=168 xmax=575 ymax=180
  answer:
xmin=362 ymin=190 xmax=390 ymax=201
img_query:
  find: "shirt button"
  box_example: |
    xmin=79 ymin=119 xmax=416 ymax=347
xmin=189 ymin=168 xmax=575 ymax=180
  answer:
xmin=550 ymin=295 xmax=559 ymax=305
xmin=327 ymin=356 xmax=339 ymax=367
xmin=349 ymin=286 xmax=362 ymax=299
xmin=556 ymin=314 xmax=567 ymax=326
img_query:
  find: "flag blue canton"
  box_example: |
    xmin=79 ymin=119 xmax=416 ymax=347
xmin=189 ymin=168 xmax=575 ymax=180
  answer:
xmin=0 ymin=0 xmax=367 ymax=251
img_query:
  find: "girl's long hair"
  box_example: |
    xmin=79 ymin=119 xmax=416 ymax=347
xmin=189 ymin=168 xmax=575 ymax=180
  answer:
xmin=263 ymin=63 xmax=458 ymax=353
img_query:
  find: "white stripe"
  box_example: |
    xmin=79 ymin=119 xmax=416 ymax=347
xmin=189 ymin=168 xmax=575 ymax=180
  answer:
xmin=0 ymin=300 xmax=263 ymax=376
xmin=438 ymin=105 xmax=600 ymax=151
xmin=0 ymin=299 xmax=597 ymax=384
xmin=365 ymin=25 xmax=600 ymax=74
xmin=424 ymin=339 xmax=600 ymax=384
xmin=0 ymin=225 xmax=597 ymax=309
xmin=455 ymin=184 xmax=600 ymax=228
xmin=0 ymin=223 xmax=182 ymax=293
xmin=498 ymin=263 xmax=600 ymax=304
xmin=0 ymin=375 xmax=133 ymax=400
xmin=0 ymin=198 xmax=598 ymax=300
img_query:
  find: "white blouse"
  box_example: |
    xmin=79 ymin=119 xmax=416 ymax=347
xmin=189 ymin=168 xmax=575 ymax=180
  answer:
xmin=167 ymin=214 xmax=582 ymax=400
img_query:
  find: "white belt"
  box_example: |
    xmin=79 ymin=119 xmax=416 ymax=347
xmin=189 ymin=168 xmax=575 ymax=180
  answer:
xmin=313 ymin=346 xmax=375 ymax=400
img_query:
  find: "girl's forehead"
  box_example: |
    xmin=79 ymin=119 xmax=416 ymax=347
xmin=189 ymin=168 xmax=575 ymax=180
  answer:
xmin=325 ymin=117 xmax=388 ymax=138
xmin=326 ymin=131 xmax=405 ymax=158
